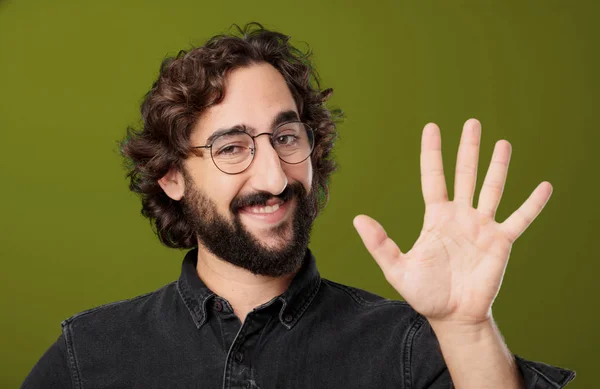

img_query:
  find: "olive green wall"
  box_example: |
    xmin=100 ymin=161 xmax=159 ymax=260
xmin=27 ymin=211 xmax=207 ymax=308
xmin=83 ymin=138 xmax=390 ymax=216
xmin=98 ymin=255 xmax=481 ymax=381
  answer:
xmin=1 ymin=0 xmax=597 ymax=387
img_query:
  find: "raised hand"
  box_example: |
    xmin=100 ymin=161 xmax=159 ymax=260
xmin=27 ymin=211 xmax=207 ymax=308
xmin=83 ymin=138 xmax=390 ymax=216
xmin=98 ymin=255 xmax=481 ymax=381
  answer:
xmin=353 ymin=118 xmax=553 ymax=325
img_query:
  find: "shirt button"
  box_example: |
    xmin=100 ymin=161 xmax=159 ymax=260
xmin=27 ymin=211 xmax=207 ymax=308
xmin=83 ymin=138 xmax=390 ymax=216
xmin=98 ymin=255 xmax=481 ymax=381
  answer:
xmin=235 ymin=351 xmax=245 ymax=363
xmin=213 ymin=300 xmax=223 ymax=312
xmin=283 ymin=313 xmax=293 ymax=323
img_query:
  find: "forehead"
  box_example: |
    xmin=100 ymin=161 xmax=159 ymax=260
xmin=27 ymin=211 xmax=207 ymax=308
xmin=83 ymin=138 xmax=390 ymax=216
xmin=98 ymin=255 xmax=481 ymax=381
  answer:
xmin=192 ymin=62 xmax=299 ymax=143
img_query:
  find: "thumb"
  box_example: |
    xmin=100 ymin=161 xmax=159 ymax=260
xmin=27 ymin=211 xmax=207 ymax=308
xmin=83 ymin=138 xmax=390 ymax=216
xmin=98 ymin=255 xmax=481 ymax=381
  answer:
xmin=353 ymin=214 xmax=403 ymax=272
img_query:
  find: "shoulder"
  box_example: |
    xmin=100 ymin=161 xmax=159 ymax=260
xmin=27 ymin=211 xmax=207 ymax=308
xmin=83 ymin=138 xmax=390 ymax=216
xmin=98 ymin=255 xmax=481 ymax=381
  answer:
xmin=318 ymin=280 xmax=449 ymax=381
xmin=321 ymin=278 xmax=410 ymax=308
xmin=58 ymin=281 xmax=190 ymax=378
xmin=308 ymin=279 xmax=438 ymax=374
xmin=315 ymin=278 xmax=424 ymax=330
xmin=61 ymin=281 xmax=180 ymax=336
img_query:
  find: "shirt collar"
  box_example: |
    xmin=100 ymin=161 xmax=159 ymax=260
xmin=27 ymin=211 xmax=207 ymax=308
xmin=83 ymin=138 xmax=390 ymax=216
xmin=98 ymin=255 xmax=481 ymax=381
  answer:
xmin=176 ymin=248 xmax=321 ymax=330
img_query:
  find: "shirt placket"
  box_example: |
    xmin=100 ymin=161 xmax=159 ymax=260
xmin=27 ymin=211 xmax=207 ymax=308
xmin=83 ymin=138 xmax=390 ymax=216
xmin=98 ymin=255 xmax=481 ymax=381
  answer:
xmin=215 ymin=298 xmax=274 ymax=389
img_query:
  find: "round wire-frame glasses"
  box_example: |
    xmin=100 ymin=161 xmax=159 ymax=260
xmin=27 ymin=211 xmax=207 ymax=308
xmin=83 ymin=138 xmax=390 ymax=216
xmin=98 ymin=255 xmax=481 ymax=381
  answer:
xmin=191 ymin=121 xmax=315 ymax=175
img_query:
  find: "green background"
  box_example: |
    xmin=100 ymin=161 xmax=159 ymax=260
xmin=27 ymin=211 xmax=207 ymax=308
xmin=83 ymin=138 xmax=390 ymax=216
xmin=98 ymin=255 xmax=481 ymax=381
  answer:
xmin=1 ymin=0 xmax=597 ymax=387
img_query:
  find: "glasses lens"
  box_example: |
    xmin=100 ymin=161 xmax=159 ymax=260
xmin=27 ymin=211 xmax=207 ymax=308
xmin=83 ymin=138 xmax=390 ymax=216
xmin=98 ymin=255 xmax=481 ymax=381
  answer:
xmin=211 ymin=131 xmax=253 ymax=174
xmin=273 ymin=122 xmax=314 ymax=164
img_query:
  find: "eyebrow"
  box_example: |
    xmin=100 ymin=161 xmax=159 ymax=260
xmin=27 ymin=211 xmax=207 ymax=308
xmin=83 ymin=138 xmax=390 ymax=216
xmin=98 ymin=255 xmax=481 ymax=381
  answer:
xmin=204 ymin=110 xmax=300 ymax=145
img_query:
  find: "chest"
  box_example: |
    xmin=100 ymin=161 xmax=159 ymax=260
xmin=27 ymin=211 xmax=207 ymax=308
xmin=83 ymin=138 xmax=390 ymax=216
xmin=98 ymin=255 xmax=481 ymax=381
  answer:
xmin=78 ymin=315 xmax=407 ymax=389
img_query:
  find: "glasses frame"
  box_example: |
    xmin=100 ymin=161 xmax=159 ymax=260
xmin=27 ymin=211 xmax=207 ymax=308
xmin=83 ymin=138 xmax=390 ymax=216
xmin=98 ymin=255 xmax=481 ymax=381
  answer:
xmin=191 ymin=120 xmax=315 ymax=175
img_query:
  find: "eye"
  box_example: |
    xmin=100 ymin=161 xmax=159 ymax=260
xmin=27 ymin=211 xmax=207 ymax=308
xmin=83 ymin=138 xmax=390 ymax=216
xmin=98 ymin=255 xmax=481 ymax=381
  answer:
xmin=216 ymin=144 xmax=244 ymax=156
xmin=212 ymin=132 xmax=252 ymax=158
xmin=275 ymin=134 xmax=298 ymax=146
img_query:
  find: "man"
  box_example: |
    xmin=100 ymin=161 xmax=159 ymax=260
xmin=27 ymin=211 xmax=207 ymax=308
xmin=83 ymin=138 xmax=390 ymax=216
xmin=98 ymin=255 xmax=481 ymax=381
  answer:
xmin=22 ymin=23 xmax=575 ymax=388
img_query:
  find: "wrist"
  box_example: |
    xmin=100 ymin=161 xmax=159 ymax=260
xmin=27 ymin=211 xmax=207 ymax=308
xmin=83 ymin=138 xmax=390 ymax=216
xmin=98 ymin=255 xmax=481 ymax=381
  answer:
xmin=428 ymin=316 xmax=496 ymax=344
xmin=428 ymin=315 xmax=524 ymax=389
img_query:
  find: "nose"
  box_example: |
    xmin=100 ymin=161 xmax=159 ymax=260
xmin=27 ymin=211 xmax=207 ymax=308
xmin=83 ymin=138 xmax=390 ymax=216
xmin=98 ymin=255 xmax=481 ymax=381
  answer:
xmin=247 ymin=134 xmax=288 ymax=195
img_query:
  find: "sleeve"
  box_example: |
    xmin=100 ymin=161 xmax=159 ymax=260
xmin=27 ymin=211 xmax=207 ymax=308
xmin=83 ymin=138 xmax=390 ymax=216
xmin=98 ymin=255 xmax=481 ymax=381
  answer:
xmin=406 ymin=315 xmax=576 ymax=388
xmin=513 ymin=355 xmax=576 ymax=389
xmin=21 ymin=333 xmax=74 ymax=389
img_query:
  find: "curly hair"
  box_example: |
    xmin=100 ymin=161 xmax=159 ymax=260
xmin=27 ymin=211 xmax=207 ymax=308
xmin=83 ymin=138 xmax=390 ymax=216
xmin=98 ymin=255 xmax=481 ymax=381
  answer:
xmin=120 ymin=22 xmax=343 ymax=249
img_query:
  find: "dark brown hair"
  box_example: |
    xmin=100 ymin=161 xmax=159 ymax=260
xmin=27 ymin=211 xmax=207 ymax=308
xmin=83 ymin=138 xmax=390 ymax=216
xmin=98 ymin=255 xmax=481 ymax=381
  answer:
xmin=120 ymin=22 xmax=342 ymax=249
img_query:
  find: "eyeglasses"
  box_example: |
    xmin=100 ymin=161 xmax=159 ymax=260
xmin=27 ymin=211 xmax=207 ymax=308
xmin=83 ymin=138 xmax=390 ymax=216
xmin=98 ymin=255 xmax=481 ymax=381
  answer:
xmin=191 ymin=121 xmax=315 ymax=175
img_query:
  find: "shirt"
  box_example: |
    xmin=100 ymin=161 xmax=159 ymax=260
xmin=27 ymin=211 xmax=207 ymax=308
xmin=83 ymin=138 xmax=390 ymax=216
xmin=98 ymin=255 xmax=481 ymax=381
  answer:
xmin=22 ymin=248 xmax=576 ymax=388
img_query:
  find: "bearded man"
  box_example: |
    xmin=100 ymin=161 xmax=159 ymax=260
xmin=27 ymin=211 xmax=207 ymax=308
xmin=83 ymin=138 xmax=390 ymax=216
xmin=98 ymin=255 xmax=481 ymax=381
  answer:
xmin=22 ymin=23 xmax=575 ymax=388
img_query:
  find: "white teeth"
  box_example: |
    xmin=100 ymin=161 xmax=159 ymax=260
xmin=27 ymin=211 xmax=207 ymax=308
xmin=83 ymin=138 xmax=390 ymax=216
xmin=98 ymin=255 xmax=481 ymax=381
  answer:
xmin=249 ymin=203 xmax=280 ymax=214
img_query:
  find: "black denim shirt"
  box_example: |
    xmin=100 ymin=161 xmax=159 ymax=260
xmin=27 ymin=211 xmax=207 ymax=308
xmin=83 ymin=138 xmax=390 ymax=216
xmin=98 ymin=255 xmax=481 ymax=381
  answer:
xmin=23 ymin=248 xmax=576 ymax=388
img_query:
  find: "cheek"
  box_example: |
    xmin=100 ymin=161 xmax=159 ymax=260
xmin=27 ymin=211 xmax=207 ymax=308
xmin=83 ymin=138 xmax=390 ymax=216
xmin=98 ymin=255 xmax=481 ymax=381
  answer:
xmin=286 ymin=160 xmax=313 ymax=192
xmin=186 ymin=162 xmax=245 ymax=213
xmin=305 ymin=162 xmax=313 ymax=190
xmin=208 ymin=175 xmax=247 ymax=210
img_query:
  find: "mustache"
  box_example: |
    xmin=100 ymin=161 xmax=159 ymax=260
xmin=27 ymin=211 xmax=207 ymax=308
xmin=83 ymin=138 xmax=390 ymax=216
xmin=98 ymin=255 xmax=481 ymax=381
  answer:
xmin=230 ymin=182 xmax=306 ymax=213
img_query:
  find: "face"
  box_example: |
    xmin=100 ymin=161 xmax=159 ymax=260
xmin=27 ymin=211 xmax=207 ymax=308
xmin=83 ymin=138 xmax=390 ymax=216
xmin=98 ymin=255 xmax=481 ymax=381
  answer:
xmin=177 ymin=62 xmax=316 ymax=276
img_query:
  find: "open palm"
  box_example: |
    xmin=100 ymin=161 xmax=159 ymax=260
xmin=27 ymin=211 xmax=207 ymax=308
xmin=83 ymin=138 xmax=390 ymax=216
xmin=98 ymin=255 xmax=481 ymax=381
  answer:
xmin=354 ymin=119 xmax=553 ymax=324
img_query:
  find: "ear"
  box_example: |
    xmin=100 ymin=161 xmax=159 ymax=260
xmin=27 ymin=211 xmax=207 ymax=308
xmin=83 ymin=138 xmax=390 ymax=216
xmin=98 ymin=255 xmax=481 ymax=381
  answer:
xmin=158 ymin=168 xmax=185 ymax=201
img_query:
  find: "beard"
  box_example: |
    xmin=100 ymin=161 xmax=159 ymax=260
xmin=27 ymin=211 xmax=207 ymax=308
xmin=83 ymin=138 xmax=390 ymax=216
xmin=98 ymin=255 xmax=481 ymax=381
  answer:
xmin=180 ymin=173 xmax=317 ymax=277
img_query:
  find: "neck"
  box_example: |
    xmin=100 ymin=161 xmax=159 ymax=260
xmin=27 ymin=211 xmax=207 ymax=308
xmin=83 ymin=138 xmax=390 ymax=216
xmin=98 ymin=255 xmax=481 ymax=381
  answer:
xmin=195 ymin=245 xmax=296 ymax=323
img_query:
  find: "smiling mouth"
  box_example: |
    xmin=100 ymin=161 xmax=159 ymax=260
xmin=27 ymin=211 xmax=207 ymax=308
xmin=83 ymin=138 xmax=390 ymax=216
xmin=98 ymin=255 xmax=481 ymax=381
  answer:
xmin=238 ymin=198 xmax=293 ymax=225
xmin=242 ymin=199 xmax=285 ymax=215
